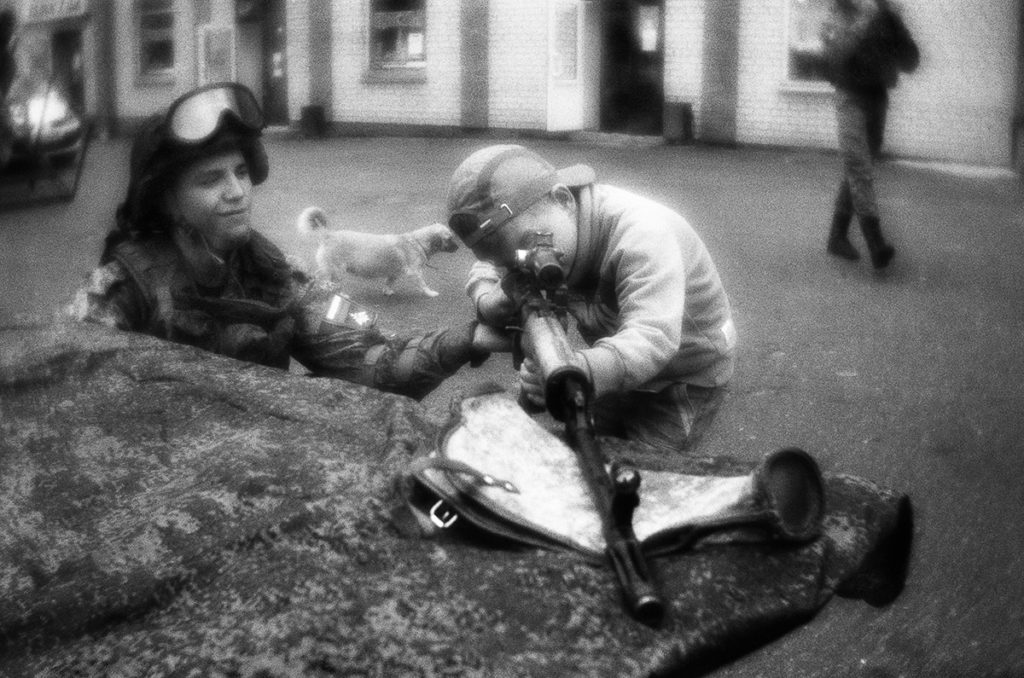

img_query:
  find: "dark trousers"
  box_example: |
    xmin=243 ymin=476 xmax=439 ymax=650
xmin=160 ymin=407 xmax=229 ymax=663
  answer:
xmin=833 ymin=88 xmax=889 ymax=220
xmin=591 ymin=383 xmax=726 ymax=453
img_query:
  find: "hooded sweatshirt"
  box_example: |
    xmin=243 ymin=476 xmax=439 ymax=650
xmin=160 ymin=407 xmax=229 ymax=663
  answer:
xmin=468 ymin=183 xmax=735 ymax=397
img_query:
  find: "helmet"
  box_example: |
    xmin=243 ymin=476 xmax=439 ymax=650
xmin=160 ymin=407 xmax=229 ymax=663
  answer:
xmin=114 ymin=83 xmax=269 ymax=239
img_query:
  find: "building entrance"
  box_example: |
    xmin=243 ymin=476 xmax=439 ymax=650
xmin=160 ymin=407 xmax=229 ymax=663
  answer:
xmin=236 ymin=0 xmax=289 ymax=125
xmin=600 ymin=0 xmax=664 ymax=135
xmin=261 ymin=0 xmax=288 ymax=125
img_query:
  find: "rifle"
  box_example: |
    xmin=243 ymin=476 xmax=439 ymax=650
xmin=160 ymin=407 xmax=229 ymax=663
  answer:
xmin=508 ymin=231 xmax=666 ymax=625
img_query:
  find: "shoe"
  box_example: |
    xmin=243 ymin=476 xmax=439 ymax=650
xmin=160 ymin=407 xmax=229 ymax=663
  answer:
xmin=827 ymin=211 xmax=860 ymax=260
xmin=828 ymin=235 xmax=860 ymax=260
xmin=859 ymin=216 xmax=895 ymax=269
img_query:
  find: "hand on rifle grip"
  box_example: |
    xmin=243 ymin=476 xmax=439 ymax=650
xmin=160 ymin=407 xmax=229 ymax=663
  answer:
xmin=472 ymin=284 xmax=518 ymax=327
xmin=499 ymin=270 xmax=536 ymax=309
xmin=517 ymin=357 xmax=546 ymax=409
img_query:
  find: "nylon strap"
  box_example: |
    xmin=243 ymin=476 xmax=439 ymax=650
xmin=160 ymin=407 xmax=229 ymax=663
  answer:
xmin=462 ymin=148 xmax=560 ymax=247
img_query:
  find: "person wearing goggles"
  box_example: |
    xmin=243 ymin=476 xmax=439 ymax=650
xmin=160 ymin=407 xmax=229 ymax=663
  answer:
xmin=448 ymin=144 xmax=737 ymax=453
xmin=68 ymin=82 xmax=501 ymax=400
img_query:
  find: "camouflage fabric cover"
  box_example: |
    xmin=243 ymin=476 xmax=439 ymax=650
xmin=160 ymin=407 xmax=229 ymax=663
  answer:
xmin=0 ymin=322 xmax=912 ymax=677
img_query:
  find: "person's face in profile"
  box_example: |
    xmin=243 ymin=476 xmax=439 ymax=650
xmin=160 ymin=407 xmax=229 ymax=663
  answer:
xmin=167 ymin=149 xmax=253 ymax=254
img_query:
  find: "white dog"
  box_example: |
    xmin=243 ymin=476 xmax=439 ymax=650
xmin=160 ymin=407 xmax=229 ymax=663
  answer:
xmin=296 ymin=206 xmax=459 ymax=298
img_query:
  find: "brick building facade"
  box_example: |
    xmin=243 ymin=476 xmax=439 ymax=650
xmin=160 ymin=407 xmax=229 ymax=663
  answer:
xmin=8 ymin=0 xmax=1022 ymax=169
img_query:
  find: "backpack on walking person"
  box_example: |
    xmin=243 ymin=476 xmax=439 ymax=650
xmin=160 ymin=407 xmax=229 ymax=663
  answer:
xmin=822 ymin=0 xmax=919 ymax=91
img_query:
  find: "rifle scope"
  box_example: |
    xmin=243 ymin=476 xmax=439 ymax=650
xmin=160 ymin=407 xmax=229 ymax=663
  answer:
xmin=515 ymin=231 xmax=565 ymax=291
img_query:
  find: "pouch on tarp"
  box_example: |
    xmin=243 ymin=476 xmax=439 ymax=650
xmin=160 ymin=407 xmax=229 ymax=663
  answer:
xmin=395 ymin=391 xmax=825 ymax=561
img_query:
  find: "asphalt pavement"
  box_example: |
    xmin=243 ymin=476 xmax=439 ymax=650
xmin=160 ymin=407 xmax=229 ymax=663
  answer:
xmin=1 ymin=131 xmax=1022 ymax=677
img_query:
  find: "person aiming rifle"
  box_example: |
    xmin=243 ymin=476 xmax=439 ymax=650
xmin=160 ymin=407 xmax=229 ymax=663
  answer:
xmin=447 ymin=144 xmax=736 ymax=455
xmin=446 ymin=144 xmax=737 ymax=620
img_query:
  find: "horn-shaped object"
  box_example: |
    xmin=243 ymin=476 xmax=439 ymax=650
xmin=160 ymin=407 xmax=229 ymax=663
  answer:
xmin=417 ymin=393 xmax=826 ymax=561
xmin=639 ymin=448 xmax=825 ymax=558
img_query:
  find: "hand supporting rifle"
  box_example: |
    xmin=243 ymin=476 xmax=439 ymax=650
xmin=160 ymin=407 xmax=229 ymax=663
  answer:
xmin=507 ymin=232 xmax=666 ymax=625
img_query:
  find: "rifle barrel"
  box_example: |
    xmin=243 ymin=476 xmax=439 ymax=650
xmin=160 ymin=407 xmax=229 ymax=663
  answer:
xmin=516 ymin=280 xmax=666 ymax=625
xmin=562 ymin=380 xmax=666 ymax=625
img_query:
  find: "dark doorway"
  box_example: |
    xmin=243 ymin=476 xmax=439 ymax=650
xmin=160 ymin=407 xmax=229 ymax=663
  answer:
xmin=1014 ymin=0 xmax=1024 ymax=173
xmin=51 ymin=29 xmax=85 ymax=114
xmin=600 ymin=0 xmax=664 ymax=135
xmin=262 ymin=0 xmax=288 ymax=125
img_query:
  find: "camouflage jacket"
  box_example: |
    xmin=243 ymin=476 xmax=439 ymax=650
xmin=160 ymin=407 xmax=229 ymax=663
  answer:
xmin=68 ymin=232 xmax=479 ymax=400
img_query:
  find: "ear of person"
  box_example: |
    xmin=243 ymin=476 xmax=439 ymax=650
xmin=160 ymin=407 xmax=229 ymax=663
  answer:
xmin=552 ymin=184 xmax=576 ymax=211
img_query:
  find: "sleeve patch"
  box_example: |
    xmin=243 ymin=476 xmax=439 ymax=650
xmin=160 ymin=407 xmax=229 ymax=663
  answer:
xmin=87 ymin=262 xmax=128 ymax=295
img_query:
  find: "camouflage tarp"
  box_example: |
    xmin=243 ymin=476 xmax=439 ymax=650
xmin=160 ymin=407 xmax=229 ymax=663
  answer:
xmin=0 ymin=322 xmax=912 ymax=677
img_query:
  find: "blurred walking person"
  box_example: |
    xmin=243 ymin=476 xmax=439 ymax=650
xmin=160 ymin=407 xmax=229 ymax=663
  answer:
xmin=822 ymin=0 xmax=918 ymax=269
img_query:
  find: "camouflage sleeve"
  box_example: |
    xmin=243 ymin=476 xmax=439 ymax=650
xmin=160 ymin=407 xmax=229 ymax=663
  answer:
xmin=289 ymin=277 xmax=482 ymax=400
xmin=64 ymin=261 xmax=148 ymax=331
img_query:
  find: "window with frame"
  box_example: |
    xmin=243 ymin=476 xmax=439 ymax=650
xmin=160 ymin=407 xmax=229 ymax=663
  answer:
xmin=636 ymin=4 xmax=662 ymax=54
xmin=137 ymin=0 xmax=176 ymax=78
xmin=787 ymin=0 xmax=831 ymax=82
xmin=370 ymin=0 xmax=426 ymax=70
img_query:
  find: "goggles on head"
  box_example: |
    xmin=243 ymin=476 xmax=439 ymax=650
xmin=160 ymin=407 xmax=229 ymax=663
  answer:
xmin=448 ymin=171 xmax=559 ymax=248
xmin=165 ymin=82 xmax=264 ymax=145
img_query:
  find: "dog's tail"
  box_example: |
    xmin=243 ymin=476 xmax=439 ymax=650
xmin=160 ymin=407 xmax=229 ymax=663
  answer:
xmin=296 ymin=206 xmax=329 ymax=237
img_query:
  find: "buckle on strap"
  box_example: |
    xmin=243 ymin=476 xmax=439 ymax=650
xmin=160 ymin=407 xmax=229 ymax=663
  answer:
xmin=429 ymin=500 xmax=458 ymax=528
xmin=463 ymin=203 xmax=514 ymax=248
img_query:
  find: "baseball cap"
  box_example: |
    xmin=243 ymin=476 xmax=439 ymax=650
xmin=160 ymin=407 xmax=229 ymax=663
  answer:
xmin=447 ymin=144 xmax=596 ymax=248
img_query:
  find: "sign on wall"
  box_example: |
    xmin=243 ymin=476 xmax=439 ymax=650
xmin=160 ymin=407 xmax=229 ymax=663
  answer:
xmin=26 ymin=0 xmax=88 ymax=23
xmin=200 ymin=25 xmax=235 ymax=84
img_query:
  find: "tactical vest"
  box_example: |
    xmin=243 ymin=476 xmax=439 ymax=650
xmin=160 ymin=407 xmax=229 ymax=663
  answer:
xmin=111 ymin=233 xmax=300 ymax=369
